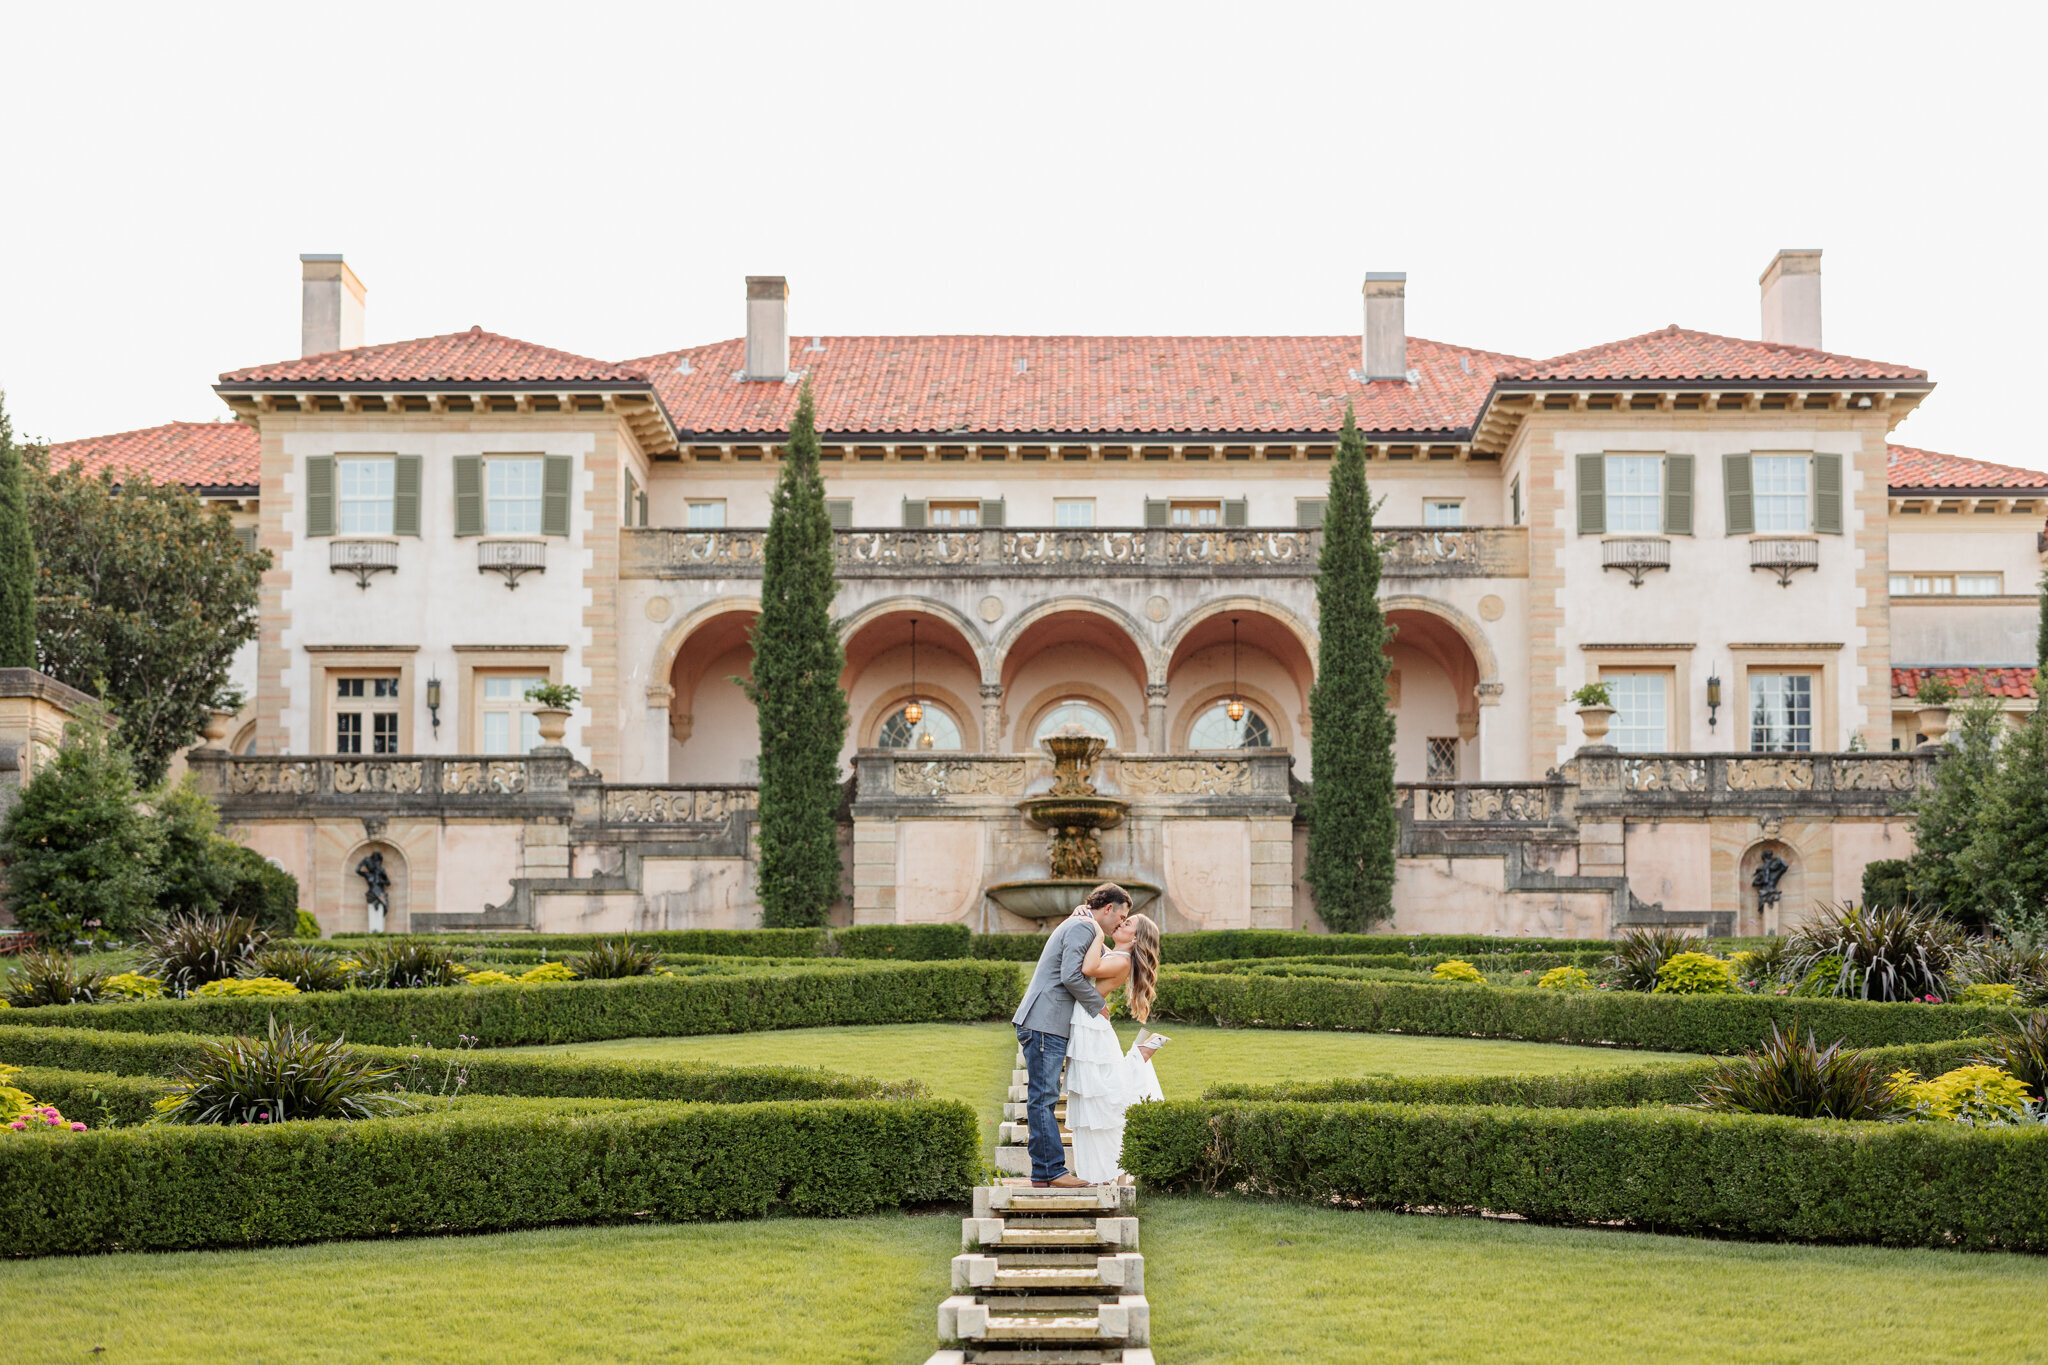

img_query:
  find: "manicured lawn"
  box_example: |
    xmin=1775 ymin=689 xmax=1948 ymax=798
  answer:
xmin=1146 ymin=1196 xmax=2048 ymax=1363
xmin=0 ymin=1216 xmax=953 ymax=1364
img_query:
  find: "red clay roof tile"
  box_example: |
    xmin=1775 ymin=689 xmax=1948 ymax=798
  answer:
xmin=219 ymin=327 xmax=646 ymax=386
xmin=47 ymin=420 xmax=259 ymax=489
xmin=1886 ymin=444 xmax=2048 ymax=491
xmin=1893 ymin=667 xmax=2038 ymax=700
xmin=1499 ymin=325 xmax=1927 ymax=384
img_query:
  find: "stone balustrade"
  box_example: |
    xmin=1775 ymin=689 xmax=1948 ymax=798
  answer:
xmin=1400 ymin=781 xmax=1569 ymax=826
xmin=620 ymin=525 xmax=1528 ymax=580
xmin=585 ymin=783 xmax=759 ymax=827
xmin=1575 ymin=751 xmax=1938 ymax=812
xmin=192 ymin=753 xmax=567 ymax=809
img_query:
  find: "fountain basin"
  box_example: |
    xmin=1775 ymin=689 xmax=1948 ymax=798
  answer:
xmin=985 ymin=879 xmax=1161 ymax=920
xmin=1018 ymin=795 xmax=1129 ymax=831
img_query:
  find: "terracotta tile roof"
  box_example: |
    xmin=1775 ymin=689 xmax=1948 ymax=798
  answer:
xmin=1498 ymin=325 xmax=1927 ymax=384
xmin=1887 ymin=444 xmax=2048 ymax=491
xmin=47 ymin=420 xmax=260 ymax=490
xmin=1893 ymin=667 xmax=2038 ymax=701
xmin=628 ymin=335 xmax=1527 ymax=437
xmin=219 ymin=326 xmax=647 ymax=386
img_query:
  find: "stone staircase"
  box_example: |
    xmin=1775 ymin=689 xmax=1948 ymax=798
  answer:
xmin=926 ymin=1049 xmax=1154 ymax=1365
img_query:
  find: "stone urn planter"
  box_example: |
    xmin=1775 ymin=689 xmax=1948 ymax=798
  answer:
xmin=533 ymin=707 xmax=573 ymax=745
xmin=1577 ymin=704 xmax=1616 ymax=747
xmin=198 ymin=711 xmax=233 ymax=748
xmin=1916 ymin=706 xmax=1951 ymax=746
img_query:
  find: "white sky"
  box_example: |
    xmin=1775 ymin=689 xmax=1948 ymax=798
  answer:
xmin=4 ymin=1 xmax=2042 ymax=470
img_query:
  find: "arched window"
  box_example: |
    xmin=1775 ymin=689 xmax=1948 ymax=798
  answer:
xmin=1188 ymin=702 xmax=1273 ymax=750
xmin=879 ymin=703 xmax=963 ymax=751
xmin=1032 ymin=700 xmax=1118 ymax=747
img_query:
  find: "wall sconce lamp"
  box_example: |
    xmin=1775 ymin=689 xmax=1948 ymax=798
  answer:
xmin=427 ymin=676 xmax=443 ymax=736
xmin=1706 ymin=673 xmax=1722 ymax=732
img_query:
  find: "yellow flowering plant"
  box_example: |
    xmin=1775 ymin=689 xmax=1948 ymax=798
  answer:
xmin=1431 ymin=959 xmax=1486 ymax=984
xmin=103 ymin=972 xmax=166 ymax=1000
xmin=1538 ymin=965 xmax=1592 ymax=990
xmin=192 ymin=976 xmax=301 ymax=999
xmin=517 ymin=962 xmax=576 ymax=984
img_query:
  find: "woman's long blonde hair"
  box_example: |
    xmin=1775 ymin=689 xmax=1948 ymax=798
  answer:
xmin=1125 ymin=914 xmax=1161 ymax=1022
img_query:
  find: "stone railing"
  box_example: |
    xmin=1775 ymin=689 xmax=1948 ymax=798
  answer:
xmin=189 ymin=751 xmax=585 ymax=818
xmin=1400 ymin=781 xmax=1570 ymax=826
xmin=586 ymin=784 xmax=759 ymax=826
xmin=1576 ymin=751 xmax=1939 ymax=810
xmin=621 ymin=526 xmax=1527 ymax=580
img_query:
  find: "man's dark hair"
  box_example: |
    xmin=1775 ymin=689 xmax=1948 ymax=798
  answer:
xmin=1085 ymin=883 xmax=1132 ymax=910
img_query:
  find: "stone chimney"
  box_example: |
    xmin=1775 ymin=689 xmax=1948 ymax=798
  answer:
xmin=300 ymin=253 xmax=366 ymax=357
xmin=1362 ymin=272 xmax=1407 ymax=381
xmin=745 ymin=276 xmax=789 ymax=381
xmin=1759 ymin=249 xmax=1822 ymax=350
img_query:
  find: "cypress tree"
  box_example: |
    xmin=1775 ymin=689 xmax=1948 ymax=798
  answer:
xmin=1304 ymin=405 xmax=1398 ymax=930
xmin=1959 ymin=703 xmax=2048 ymax=945
xmin=743 ymin=381 xmax=848 ymax=927
xmin=0 ymin=394 xmax=35 ymax=668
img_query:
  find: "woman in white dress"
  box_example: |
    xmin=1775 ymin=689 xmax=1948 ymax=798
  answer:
xmin=1063 ymin=911 xmax=1167 ymax=1184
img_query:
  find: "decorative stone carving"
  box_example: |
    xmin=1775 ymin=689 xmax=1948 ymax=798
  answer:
xmin=1467 ymin=786 xmax=1551 ymax=821
xmin=1724 ymin=758 xmax=1814 ymax=792
xmin=1004 ymin=530 xmax=1147 ymax=566
xmin=842 ymin=531 xmax=981 ymax=567
xmin=1161 ymin=530 xmax=1316 ymax=567
xmin=892 ymin=759 xmax=1027 ymax=798
xmin=1418 ymin=789 xmax=1457 ymax=821
xmin=1622 ymin=757 xmax=1709 ymax=792
xmin=674 ymin=530 xmax=765 ymax=567
xmin=979 ymin=595 xmax=1004 ymax=622
xmin=332 ymin=760 xmax=424 ymax=795
xmin=226 ymin=760 xmax=319 ymax=795
xmin=441 ymin=761 xmax=528 ymax=795
xmin=1834 ymin=758 xmax=1919 ymax=791
xmin=1478 ymin=594 xmax=1505 ymax=621
xmin=603 ymin=786 xmax=757 ymax=824
xmin=1116 ymin=760 xmax=1254 ymax=796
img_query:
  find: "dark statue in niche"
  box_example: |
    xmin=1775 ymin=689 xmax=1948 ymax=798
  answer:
xmin=356 ymin=849 xmax=391 ymax=933
xmin=1751 ymin=848 xmax=1789 ymax=916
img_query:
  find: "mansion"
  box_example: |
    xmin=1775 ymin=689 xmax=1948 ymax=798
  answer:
xmin=53 ymin=251 xmax=2048 ymax=939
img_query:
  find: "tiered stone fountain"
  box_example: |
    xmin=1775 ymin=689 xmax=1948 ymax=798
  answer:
xmin=984 ymin=729 xmax=1160 ymax=921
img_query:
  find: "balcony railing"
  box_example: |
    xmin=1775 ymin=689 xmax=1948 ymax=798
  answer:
xmin=1600 ymin=537 xmax=1670 ymax=587
xmin=330 ymin=539 xmax=398 ymax=590
xmin=1575 ymin=751 xmax=1938 ymax=809
xmin=479 ymin=538 xmax=546 ymax=588
xmin=1401 ymin=782 xmax=1569 ymax=826
xmin=1750 ymin=537 xmax=1819 ymax=586
xmin=621 ymin=526 xmax=1528 ymax=580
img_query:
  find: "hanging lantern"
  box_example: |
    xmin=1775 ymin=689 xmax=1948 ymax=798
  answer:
xmin=902 ymin=619 xmax=923 ymax=726
xmin=918 ymin=732 xmax=935 ymax=748
xmin=1226 ymin=617 xmax=1246 ymax=722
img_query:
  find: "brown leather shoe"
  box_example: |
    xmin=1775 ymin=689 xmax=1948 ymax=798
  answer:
xmin=1040 ymin=1172 xmax=1091 ymax=1188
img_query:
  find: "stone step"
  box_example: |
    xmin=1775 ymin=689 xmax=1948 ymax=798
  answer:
xmin=963 ymin=1217 xmax=1139 ymax=1252
xmin=993 ymin=1143 xmax=1077 ymax=1176
xmin=954 ymin=1252 xmax=1144 ymax=1294
xmin=927 ymin=1351 xmax=1155 ymax=1365
xmin=1003 ymin=1101 xmax=1066 ymax=1121
xmin=999 ymin=1121 xmax=1075 ymax=1145
xmin=975 ymin=1183 xmax=1135 ymax=1217
xmin=937 ymin=1294 xmax=1150 ymax=1346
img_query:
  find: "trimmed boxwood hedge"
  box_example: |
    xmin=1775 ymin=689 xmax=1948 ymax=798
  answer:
xmin=11 ymin=1066 xmax=167 ymax=1127
xmin=1154 ymin=972 xmax=2007 ymax=1053
xmin=1203 ymin=1038 xmax=1990 ymax=1109
xmin=1121 ymin=1097 xmax=2048 ymax=1250
xmin=5 ymin=960 xmax=1025 ymax=1048
xmin=0 ymin=1094 xmax=981 ymax=1255
xmin=0 ymin=1023 xmax=906 ymax=1103
xmin=317 ymin=924 xmax=974 ymax=960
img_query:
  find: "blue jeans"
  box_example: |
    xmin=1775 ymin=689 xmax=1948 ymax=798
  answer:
xmin=1015 ymin=1025 xmax=1069 ymax=1182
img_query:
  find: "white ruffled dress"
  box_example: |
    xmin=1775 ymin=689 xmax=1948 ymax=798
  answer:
xmin=1063 ymin=1001 xmax=1165 ymax=1183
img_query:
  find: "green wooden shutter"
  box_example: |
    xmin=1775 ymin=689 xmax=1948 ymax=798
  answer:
xmin=636 ymin=490 xmax=648 ymax=528
xmin=392 ymin=455 xmax=422 ymax=536
xmin=901 ymin=499 xmax=927 ymax=527
xmin=305 ymin=455 xmax=335 ymax=537
xmin=452 ymin=456 xmax=483 ymax=537
xmin=1662 ymin=454 xmax=1693 ymax=535
xmin=826 ymin=499 xmax=852 ymax=529
xmin=541 ymin=456 xmax=573 ymax=536
xmin=234 ymin=525 xmax=260 ymax=556
xmin=1143 ymin=498 xmax=1168 ymax=528
xmin=623 ymin=473 xmax=638 ymax=527
xmin=1723 ymin=453 xmax=1754 ymax=535
xmin=1575 ymin=454 xmax=1605 ymax=535
xmin=1223 ymin=497 xmax=1249 ymax=527
xmin=980 ymin=497 xmax=1005 ymax=528
xmin=1510 ymin=477 xmax=1521 ymax=526
xmin=1296 ymin=498 xmax=1326 ymax=528
xmin=1814 ymin=453 xmax=1843 ymax=534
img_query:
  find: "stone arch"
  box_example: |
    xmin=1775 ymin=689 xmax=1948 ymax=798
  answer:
xmin=1011 ymin=680 xmax=1142 ymax=754
xmin=1379 ymin=595 xmax=1501 ymax=697
xmin=854 ymin=681 xmax=979 ymax=752
xmin=342 ymin=839 xmax=409 ymax=934
xmin=1739 ymin=838 xmax=1806 ymax=938
xmin=836 ymin=595 xmax=994 ymax=680
xmin=651 ymin=596 xmax=763 ymax=686
xmin=653 ymin=597 xmax=762 ymax=781
xmin=993 ymin=596 xmax=1161 ymax=685
xmin=1160 ymin=596 xmax=1319 ymax=692
xmin=1170 ymin=681 xmax=1296 ymax=753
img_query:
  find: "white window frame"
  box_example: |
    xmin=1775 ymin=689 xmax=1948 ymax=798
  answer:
xmin=686 ymin=500 xmax=727 ymax=529
xmin=1054 ymin=499 xmax=1096 ymax=528
xmin=1957 ymin=573 xmax=2004 ymax=595
xmin=929 ymin=500 xmax=981 ymax=527
xmin=333 ymin=673 xmax=402 ymax=755
xmin=477 ymin=672 xmax=549 ymax=755
xmin=337 ymin=456 xmax=395 ymax=536
xmin=485 ymin=456 xmax=545 ymax=535
xmin=1606 ymin=673 xmax=1669 ymax=754
xmin=1749 ymin=672 xmax=1815 ymax=753
xmin=1752 ymin=455 xmax=1811 ymax=533
xmin=1604 ymin=455 xmax=1662 ymax=534
xmin=1423 ymin=500 xmax=1465 ymax=528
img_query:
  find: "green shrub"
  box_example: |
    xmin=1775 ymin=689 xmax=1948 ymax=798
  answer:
xmin=6 ymin=960 xmax=1025 ymax=1048
xmin=9 ymin=1067 xmax=166 ymax=1127
xmin=0 ymin=720 xmax=162 ymax=937
xmin=1537 ymin=966 xmax=1591 ymax=991
xmin=1862 ymin=858 xmax=1916 ymax=911
xmin=101 ymin=971 xmax=163 ymax=1000
xmin=349 ymin=938 xmax=469 ymax=990
xmin=465 ymin=969 xmax=519 ymax=986
xmin=1693 ymin=1022 xmax=1909 ymax=1119
xmin=139 ymin=914 xmax=266 ymax=994
xmin=152 ymin=779 xmax=235 ymax=923
xmin=971 ymin=933 xmax=1055 ymax=962
xmin=1151 ymin=970 xmax=2005 ymax=1054
xmin=1961 ymin=983 xmax=2024 ymax=1006
xmin=3 ymin=950 xmax=108 ymax=1007
xmin=1120 ymin=1097 xmax=2048 ymax=1250
xmin=0 ymin=1093 xmax=979 ymax=1255
xmin=0 ymin=1022 xmax=909 ymax=1104
xmin=1431 ymin=959 xmax=1485 ymax=984
xmin=1976 ymin=1012 xmax=2048 ymax=1102
xmin=830 ymin=924 xmax=971 ymax=959
xmin=246 ymin=943 xmax=352 ymax=993
xmin=1898 ymin=1064 xmax=2034 ymax=1125
xmin=191 ymin=976 xmax=299 ymax=999
xmin=1954 ymin=937 xmax=2048 ymax=992
xmin=518 ymin=961 xmax=576 ymax=984
xmin=1654 ymin=951 xmax=1737 ymax=996
xmin=295 ymin=910 xmax=320 ymax=939
xmin=1604 ymin=926 xmax=1696 ymax=992
xmin=156 ymin=1018 xmax=408 ymax=1125
xmin=569 ymin=937 xmax=657 ymax=980
xmin=1792 ymin=953 xmax=1844 ymax=998
xmin=1728 ymin=938 xmax=1792 ymax=989
xmin=214 ymin=842 xmax=302 ymax=937
xmin=1790 ymin=903 xmax=1960 ymax=1002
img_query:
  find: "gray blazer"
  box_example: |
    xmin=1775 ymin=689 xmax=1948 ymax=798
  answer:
xmin=1012 ymin=916 xmax=1107 ymax=1037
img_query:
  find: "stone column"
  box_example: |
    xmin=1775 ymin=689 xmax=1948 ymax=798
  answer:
xmin=979 ymin=683 xmax=1005 ymax=753
xmin=1145 ymin=684 xmax=1170 ymax=753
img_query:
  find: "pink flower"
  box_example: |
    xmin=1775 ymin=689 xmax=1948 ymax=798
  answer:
xmin=7 ymin=1122 xmax=22 ymax=1131
xmin=69 ymin=1123 xmax=84 ymax=1132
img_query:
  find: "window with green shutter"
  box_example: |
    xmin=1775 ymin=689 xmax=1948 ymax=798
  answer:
xmin=392 ymin=455 xmax=422 ymax=536
xmin=980 ymin=498 xmax=1005 ymax=528
xmin=1510 ymin=476 xmax=1521 ymax=526
xmin=901 ymin=499 xmax=927 ymax=527
xmin=1143 ymin=498 xmax=1168 ymax=528
xmin=1222 ymin=497 xmax=1249 ymax=527
xmin=1723 ymin=454 xmax=1754 ymax=535
xmin=1296 ymin=498 xmax=1326 ymax=528
xmin=1814 ymin=453 xmax=1843 ymax=534
xmin=826 ymin=499 xmax=853 ymax=529
xmin=305 ymin=455 xmax=335 ymax=537
xmin=541 ymin=455 xmax=572 ymax=536
xmin=1662 ymin=454 xmax=1693 ymax=535
xmin=1575 ymin=453 xmax=1605 ymax=534
xmin=452 ymin=456 xmax=483 ymax=537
